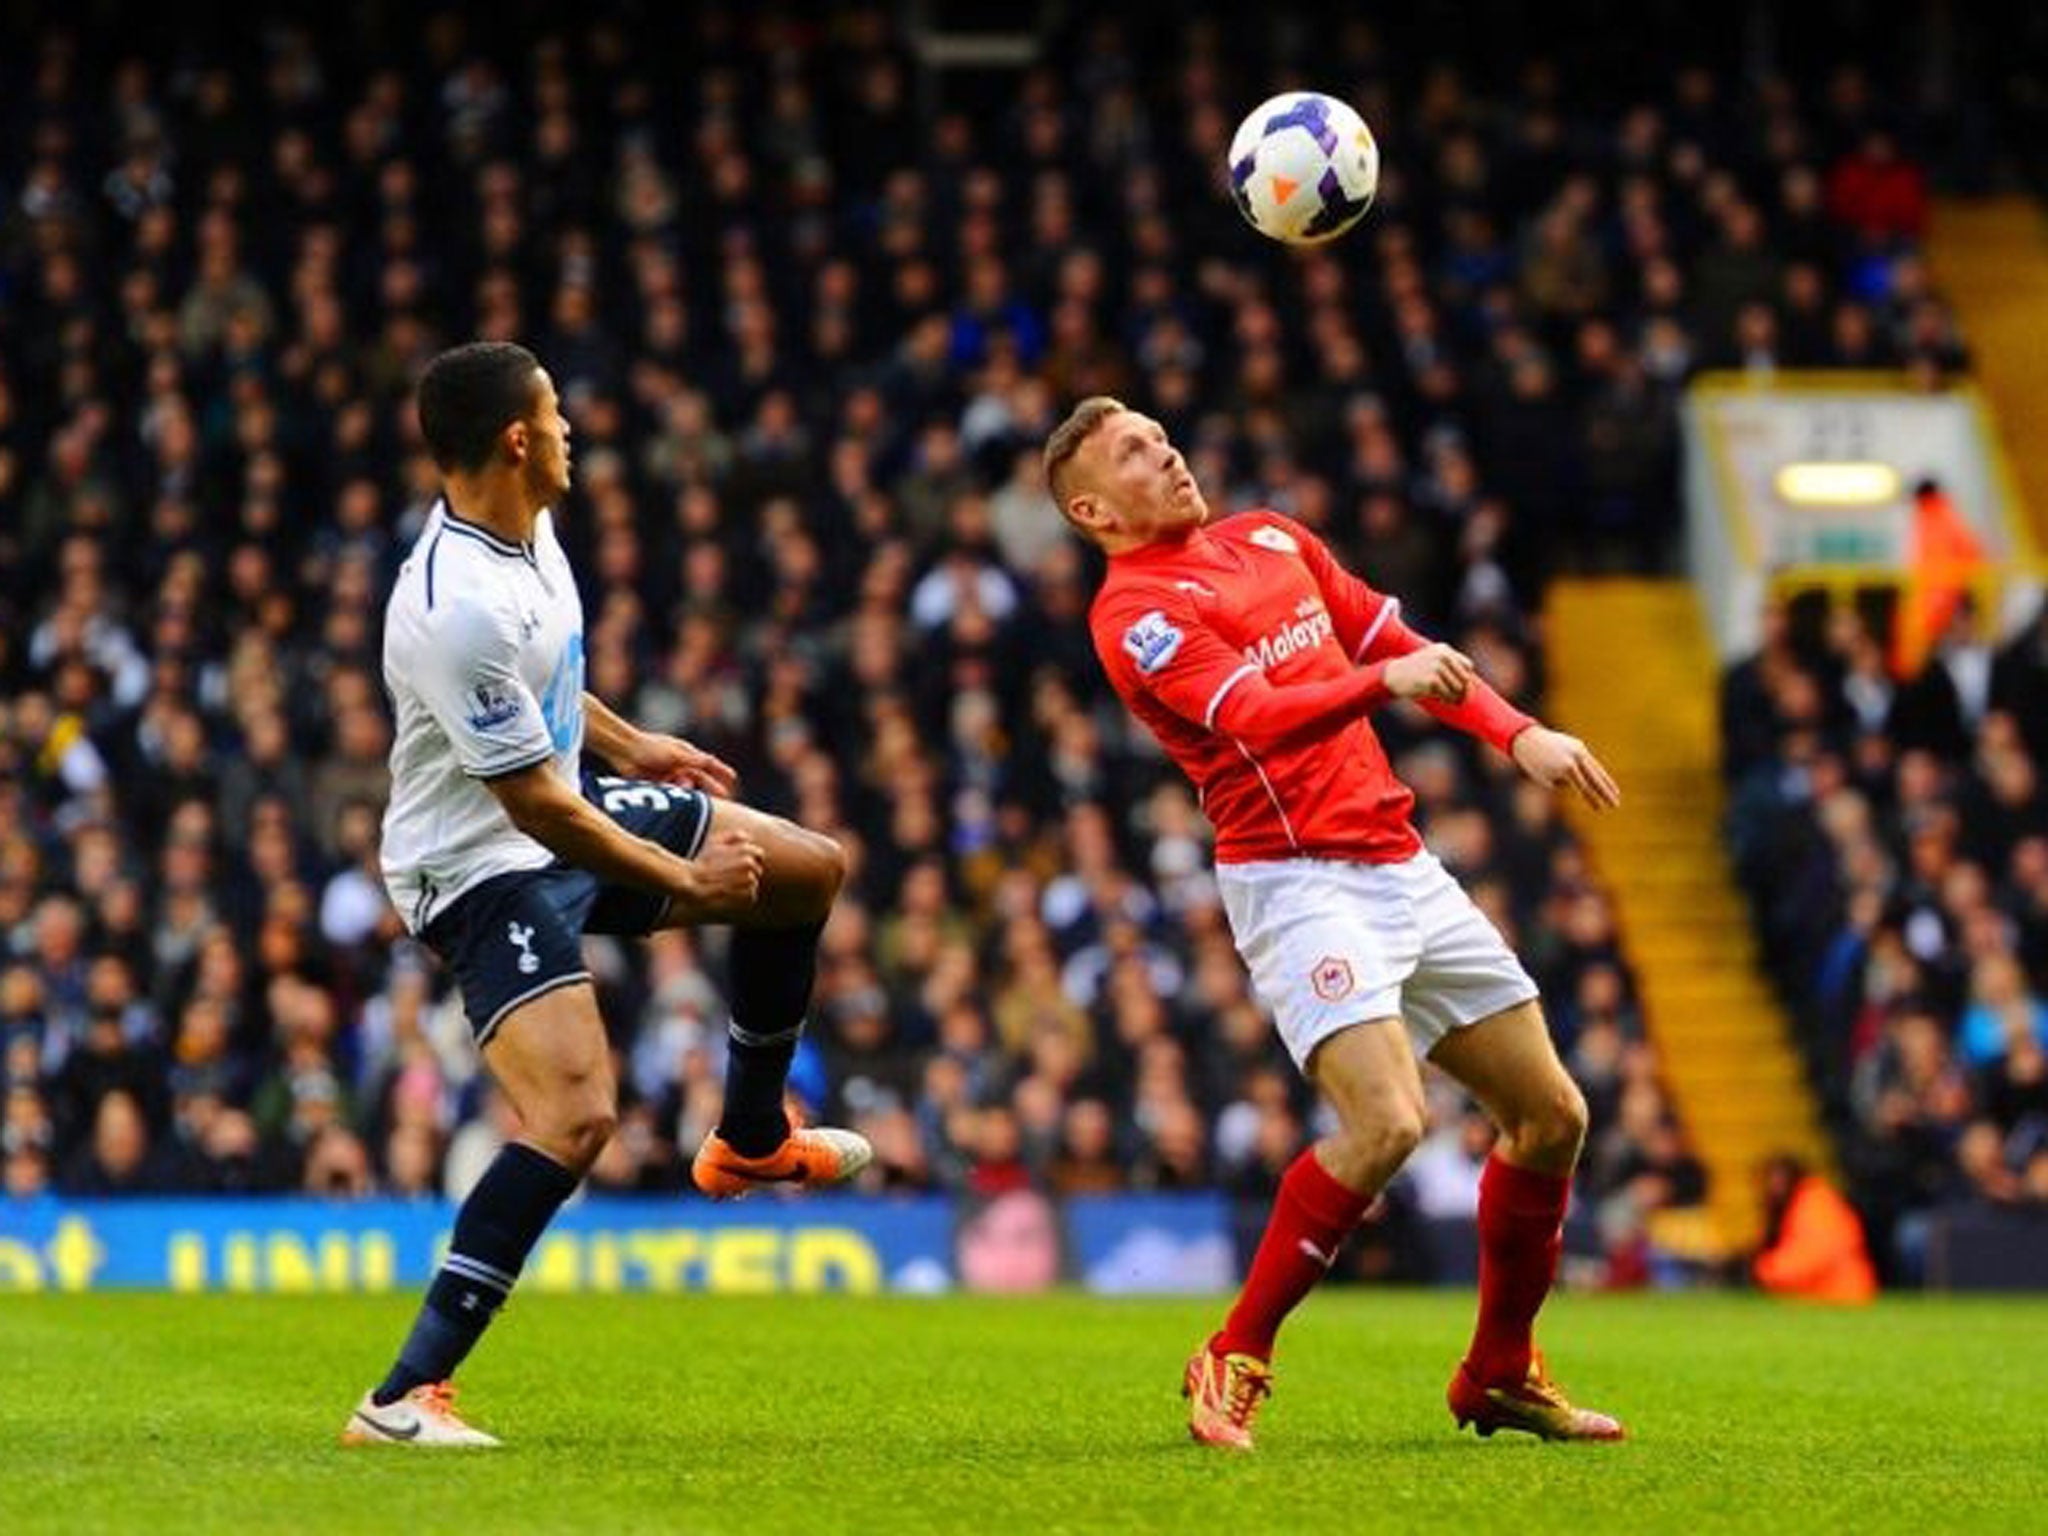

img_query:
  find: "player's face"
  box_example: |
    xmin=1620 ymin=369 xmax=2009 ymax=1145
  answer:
xmin=517 ymin=369 xmax=573 ymax=504
xmin=1074 ymin=410 xmax=1208 ymax=544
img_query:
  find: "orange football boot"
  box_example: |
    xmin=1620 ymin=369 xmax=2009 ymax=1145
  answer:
xmin=1182 ymin=1344 xmax=1273 ymax=1451
xmin=691 ymin=1112 xmax=873 ymax=1199
xmin=1448 ymin=1351 xmax=1626 ymax=1441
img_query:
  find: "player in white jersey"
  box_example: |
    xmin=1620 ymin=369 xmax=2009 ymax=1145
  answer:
xmin=343 ymin=343 xmax=871 ymax=1449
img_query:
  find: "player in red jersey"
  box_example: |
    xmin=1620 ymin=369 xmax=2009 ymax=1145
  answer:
xmin=1045 ymin=397 xmax=1627 ymax=1451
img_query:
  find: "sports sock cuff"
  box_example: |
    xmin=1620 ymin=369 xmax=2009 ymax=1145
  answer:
xmin=1287 ymin=1147 xmax=1374 ymax=1231
xmin=448 ymin=1140 xmax=581 ymax=1279
xmin=729 ymin=1019 xmax=804 ymax=1049
xmin=1482 ymin=1153 xmax=1571 ymax=1218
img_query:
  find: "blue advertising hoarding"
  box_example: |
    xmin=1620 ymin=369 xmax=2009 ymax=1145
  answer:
xmin=0 ymin=1193 xmax=1238 ymax=1295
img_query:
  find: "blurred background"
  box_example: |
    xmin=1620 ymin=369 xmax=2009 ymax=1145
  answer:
xmin=2 ymin=0 xmax=2044 ymax=1296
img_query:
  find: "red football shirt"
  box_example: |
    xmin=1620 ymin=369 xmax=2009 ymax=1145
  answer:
xmin=1090 ymin=511 xmax=1533 ymax=866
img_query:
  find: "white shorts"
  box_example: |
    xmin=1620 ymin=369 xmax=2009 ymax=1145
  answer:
xmin=1216 ymin=852 xmax=1539 ymax=1068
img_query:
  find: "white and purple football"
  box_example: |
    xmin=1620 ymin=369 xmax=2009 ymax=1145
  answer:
xmin=1227 ymin=91 xmax=1380 ymax=246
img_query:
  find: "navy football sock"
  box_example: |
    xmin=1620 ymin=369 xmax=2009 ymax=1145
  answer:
xmin=717 ymin=920 xmax=824 ymax=1156
xmin=373 ymin=1142 xmax=579 ymax=1405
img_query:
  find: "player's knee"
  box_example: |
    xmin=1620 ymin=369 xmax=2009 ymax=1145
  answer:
xmin=1566 ymin=1079 xmax=1590 ymax=1138
xmin=814 ymin=830 xmax=849 ymax=899
xmin=538 ymin=1098 xmax=618 ymax=1172
xmin=1329 ymin=1101 xmax=1423 ymax=1181
xmin=567 ymin=1106 xmax=620 ymax=1170
xmin=1519 ymin=1080 xmax=1588 ymax=1163
xmin=789 ymin=827 xmax=848 ymax=919
xmin=1382 ymin=1104 xmax=1426 ymax=1163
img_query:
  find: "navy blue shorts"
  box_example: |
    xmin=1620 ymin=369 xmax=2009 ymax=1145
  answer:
xmin=422 ymin=774 xmax=714 ymax=1044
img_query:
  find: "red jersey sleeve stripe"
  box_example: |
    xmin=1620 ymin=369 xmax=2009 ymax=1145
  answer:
xmin=1204 ymin=662 xmax=1261 ymax=729
xmin=1352 ymin=596 xmax=1400 ymax=662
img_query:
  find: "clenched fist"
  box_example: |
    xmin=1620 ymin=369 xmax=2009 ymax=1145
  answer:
xmin=1383 ymin=643 xmax=1478 ymax=704
xmin=671 ymin=828 xmax=767 ymax=919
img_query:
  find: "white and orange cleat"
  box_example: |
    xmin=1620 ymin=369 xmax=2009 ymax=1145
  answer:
xmin=691 ymin=1118 xmax=873 ymax=1200
xmin=1182 ymin=1344 xmax=1273 ymax=1451
xmin=341 ymin=1382 xmax=501 ymax=1448
xmin=1448 ymin=1352 xmax=1626 ymax=1442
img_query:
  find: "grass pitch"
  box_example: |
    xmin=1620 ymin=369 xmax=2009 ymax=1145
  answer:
xmin=2 ymin=1289 xmax=2043 ymax=1534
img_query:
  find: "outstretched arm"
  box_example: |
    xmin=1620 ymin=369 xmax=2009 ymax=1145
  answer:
xmin=1361 ymin=613 xmax=1621 ymax=809
xmin=1211 ymin=644 xmax=1496 ymax=750
xmin=1098 ymin=594 xmax=1476 ymax=754
xmin=1287 ymin=515 xmax=1538 ymax=757
xmin=1357 ymin=608 xmax=1532 ymax=754
xmin=582 ymin=690 xmax=738 ymax=797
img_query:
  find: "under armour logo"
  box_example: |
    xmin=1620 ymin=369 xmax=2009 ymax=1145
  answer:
xmin=507 ymin=921 xmax=539 ymax=975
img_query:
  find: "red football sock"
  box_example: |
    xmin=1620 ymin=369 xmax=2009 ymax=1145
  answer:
xmin=1463 ymin=1153 xmax=1571 ymax=1386
xmin=1214 ymin=1148 xmax=1373 ymax=1361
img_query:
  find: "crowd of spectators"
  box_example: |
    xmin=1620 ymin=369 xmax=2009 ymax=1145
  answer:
xmin=1724 ymin=591 xmax=2048 ymax=1274
xmin=0 ymin=5 xmax=1967 ymax=1279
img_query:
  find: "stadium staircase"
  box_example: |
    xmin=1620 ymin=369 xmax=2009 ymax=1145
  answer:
xmin=1546 ymin=579 xmax=1832 ymax=1258
xmin=1928 ymin=195 xmax=2048 ymax=557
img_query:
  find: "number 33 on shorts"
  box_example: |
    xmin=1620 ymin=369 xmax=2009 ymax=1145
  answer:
xmin=590 ymin=775 xmax=694 ymax=813
xmin=580 ymin=774 xmax=712 ymax=860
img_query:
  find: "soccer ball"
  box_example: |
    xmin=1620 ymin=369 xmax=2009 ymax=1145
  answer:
xmin=1227 ymin=91 xmax=1380 ymax=246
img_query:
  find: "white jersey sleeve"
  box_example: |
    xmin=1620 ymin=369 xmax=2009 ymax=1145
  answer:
xmin=413 ymin=597 xmax=558 ymax=780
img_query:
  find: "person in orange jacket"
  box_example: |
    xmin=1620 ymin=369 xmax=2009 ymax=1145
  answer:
xmin=1752 ymin=1153 xmax=1879 ymax=1303
xmin=1892 ymin=477 xmax=1985 ymax=680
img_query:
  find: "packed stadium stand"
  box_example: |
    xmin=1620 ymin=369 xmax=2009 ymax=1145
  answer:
xmin=1722 ymin=590 xmax=2048 ymax=1273
xmin=0 ymin=2 xmax=2021 ymax=1286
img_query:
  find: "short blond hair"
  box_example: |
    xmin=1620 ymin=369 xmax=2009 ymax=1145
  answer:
xmin=1042 ymin=395 xmax=1126 ymax=519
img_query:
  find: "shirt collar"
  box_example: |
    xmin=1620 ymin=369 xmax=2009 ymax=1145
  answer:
xmin=437 ymin=498 xmax=535 ymax=558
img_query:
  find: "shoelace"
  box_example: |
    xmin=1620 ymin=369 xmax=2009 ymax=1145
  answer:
xmin=1520 ymin=1350 xmax=1570 ymax=1407
xmin=417 ymin=1381 xmax=459 ymax=1419
xmin=1521 ymin=1375 xmax=1568 ymax=1408
xmin=1223 ymin=1363 xmax=1272 ymax=1426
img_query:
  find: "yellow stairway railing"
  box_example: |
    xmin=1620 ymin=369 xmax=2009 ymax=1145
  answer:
xmin=1546 ymin=579 xmax=1832 ymax=1256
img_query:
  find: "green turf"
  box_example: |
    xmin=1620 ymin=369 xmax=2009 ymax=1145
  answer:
xmin=2 ymin=1290 xmax=2044 ymax=1534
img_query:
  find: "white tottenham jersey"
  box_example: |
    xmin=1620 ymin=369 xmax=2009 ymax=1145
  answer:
xmin=380 ymin=501 xmax=586 ymax=932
